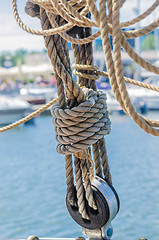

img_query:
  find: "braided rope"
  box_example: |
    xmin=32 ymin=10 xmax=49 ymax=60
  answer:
xmin=123 ymin=18 xmax=159 ymax=39
xmin=72 ymin=64 xmax=159 ymax=128
xmin=65 ymin=154 xmax=77 ymax=206
xmin=99 ymin=138 xmax=112 ymax=184
xmin=9 ymin=0 xmax=159 ymax=223
xmin=73 ymin=64 xmax=159 ymax=93
xmin=13 ymin=0 xmax=159 ymax=45
xmin=93 ymin=141 xmax=102 ymax=178
xmin=49 ymin=0 xmax=95 ymax=28
xmin=58 ymin=0 xmax=97 ymax=27
xmin=121 ymin=0 xmax=159 ymax=27
xmin=13 ymin=0 xmax=71 ymax=36
xmin=112 ymin=0 xmax=159 ymax=135
xmin=29 ymin=0 xmax=88 ymax=13
xmin=70 ymin=28 xmax=98 ymax=212
xmin=74 ymin=156 xmax=89 ymax=220
xmin=80 ymin=158 xmax=97 ymax=210
xmin=2 ymin=64 xmax=159 ymax=133
xmin=51 ymin=88 xmax=111 ymax=155
xmin=99 ymin=0 xmax=159 ymax=135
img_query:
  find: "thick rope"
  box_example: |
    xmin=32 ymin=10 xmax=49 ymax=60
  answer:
xmin=84 ymin=27 xmax=105 ymax=182
xmin=40 ymin=8 xmax=86 ymax=104
xmin=2 ymin=64 xmax=159 ymax=133
xmin=8 ymin=0 xmax=159 ymax=231
xmin=70 ymin=23 xmax=112 ymax=205
xmin=40 ymin=9 xmax=90 ymax=218
xmin=10 ymin=0 xmax=159 ymax=223
xmin=99 ymin=138 xmax=112 ymax=184
xmin=73 ymin=64 xmax=159 ymax=93
xmin=99 ymin=0 xmax=159 ymax=136
xmin=13 ymin=0 xmax=159 ymax=47
xmin=40 ymin=8 xmax=106 ymax=217
xmin=70 ymin=26 xmax=97 ymax=210
xmin=70 ymin=28 xmax=99 ymax=213
xmin=74 ymin=156 xmax=89 ymax=220
xmin=93 ymin=141 xmax=102 ymax=178
xmin=112 ymin=0 xmax=159 ymax=135
xmin=77 ymin=28 xmax=88 ymax=87
xmin=65 ymin=154 xmax=77 ymax=206
xmin=80 ymin=158 xmax=97 ymax=210
xmin=51 ymin=88 xmax=111 ymax=155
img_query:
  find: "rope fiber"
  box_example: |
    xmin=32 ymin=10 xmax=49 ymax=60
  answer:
xmin=3 ymin=0 xmax=159 ymax=223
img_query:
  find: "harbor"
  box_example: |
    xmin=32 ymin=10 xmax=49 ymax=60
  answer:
xmin=0 ymin=51 xmax=159 ymax=124
xmin=1 ymin=113 xmax=159 ymax=240
xmin=1 ymin=0 xmax=159 ymax=239
xmin=0 ymin=44 xmax=159 ymax=240
xmin=1 ymin=19 xmax=159 ymax=122
xmin=0 ymin=77 xmax=159 ymax=125
xmin=0 ymin=49 xmax=159 ymax=240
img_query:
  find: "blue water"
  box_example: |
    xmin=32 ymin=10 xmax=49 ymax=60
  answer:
xmin=0 ymin=112 xmax=159 ymax=240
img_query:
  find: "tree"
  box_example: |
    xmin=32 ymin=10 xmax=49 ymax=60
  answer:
xmin=141 ymin=34 xmax=155 ymax=50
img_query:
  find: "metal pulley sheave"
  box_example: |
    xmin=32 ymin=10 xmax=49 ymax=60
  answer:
xmin=66 ymin=176 xmax=120 ymax=240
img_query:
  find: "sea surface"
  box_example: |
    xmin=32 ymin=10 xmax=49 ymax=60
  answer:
xmin=0 ymin=112 xmax=159 ymax=240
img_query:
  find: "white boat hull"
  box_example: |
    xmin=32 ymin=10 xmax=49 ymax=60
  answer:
xmin=0 ymin=96 xmax=30 ymax=125
xmin=128 ymin=87 xmax=159 ymax=111
xmin=143 ymin=97 xmax=159 ymax=110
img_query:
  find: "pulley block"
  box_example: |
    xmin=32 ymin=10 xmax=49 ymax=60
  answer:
xmin=66 ymin=176 xmax=120 ymax=230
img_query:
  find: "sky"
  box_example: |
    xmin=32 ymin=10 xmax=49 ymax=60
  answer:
xmin=0 ymin=0 xmax=158 ymax=53
xmin=0 ymin=0 xmax=44 ymax=52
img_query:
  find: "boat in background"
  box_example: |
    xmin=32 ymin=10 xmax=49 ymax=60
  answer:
xmin=128 ymin=75 xmax=159 ymax=110
xmin=19 ymin=85 xmax=57 ymax=105
xmin=106 ymin=90 xmax=147 ymax=114
xmin=0 ymin=96 xmax=31 ymax=125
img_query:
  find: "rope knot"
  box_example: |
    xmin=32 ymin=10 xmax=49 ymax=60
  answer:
xmin=51 ymin=88 xmax=111 ymax=155
xmin=73 ymin=64 xmax=99 ymax=81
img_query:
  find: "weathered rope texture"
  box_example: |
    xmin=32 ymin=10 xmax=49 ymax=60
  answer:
xmin=11 ymin=0 xmax=159 ymax=222
xmin=1 ymin=65 xmax=158 ymax=133
xmin=12 ymin=0 xmax=159 ymax=136
xmin=39 ymin=7 xmax=112 ymax=219
xmin=51 ymin=88 xmax=111 ymax=155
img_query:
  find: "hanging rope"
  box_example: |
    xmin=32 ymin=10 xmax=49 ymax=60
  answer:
xmin=0 ymin=98 xmax=58 ymax=133
xmin=7 ymin=0 xmax=159 ymax=221
xmin=1 ymin=66 xmax=158 ymax=133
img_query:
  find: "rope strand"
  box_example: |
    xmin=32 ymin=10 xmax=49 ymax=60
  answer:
xmin=0 ymin=98 xmax=58 ymax=133
xmin=10 ymin=0 xmax=159 ymax=224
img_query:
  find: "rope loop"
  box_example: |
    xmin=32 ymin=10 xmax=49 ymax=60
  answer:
xmin=10 ymin=0 xmax=159 ymax=136
xmin=51 ymin=88 xmax=111 ymax=155
xmin=73 ymin=64 xmax=99 ymax=80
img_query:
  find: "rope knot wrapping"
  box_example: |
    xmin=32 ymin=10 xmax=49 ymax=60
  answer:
xmin=51 ymin=88 xmax=111 ymax=155
xmin=73 ymin=64 xmax=99 ymax=81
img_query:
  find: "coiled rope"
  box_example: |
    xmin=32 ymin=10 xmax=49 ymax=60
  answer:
xmin=1 ymin=0 xmax=159 ymax=221
xmin=11 ymin=0 xmax=159 ymax=123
